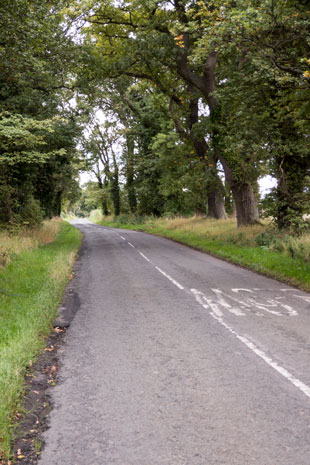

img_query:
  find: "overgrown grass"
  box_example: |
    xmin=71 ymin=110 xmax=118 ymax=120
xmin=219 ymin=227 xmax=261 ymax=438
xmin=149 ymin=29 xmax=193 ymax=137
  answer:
xmin=98 ymin=215 xmax=310 ymax=291
xmin=0 ymin=218 xmax=62 ymax=268
xmin=0 ymin=221 xmax=82 ymax=460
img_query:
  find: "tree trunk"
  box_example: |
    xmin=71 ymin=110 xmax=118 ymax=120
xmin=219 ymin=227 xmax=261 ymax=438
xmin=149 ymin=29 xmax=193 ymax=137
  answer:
xmin=102 ymin=195 xmax=109 ymax=216
xmin=218 ymin=152 xmax=259 ymax=226
xmin=126 ymin=134 xmax=137 ymax=213
xmin=206 ymin=168 xmax=227 ymax=219
xmin=111 ymin=152 xmax=120 ymax=216
xmin=207 ymin=187 xmax=227 ymax=219
xmin=276 ymin=154 xmax=308 ymax=230
xmin=231 ymin=182 xmax=260 ymax=226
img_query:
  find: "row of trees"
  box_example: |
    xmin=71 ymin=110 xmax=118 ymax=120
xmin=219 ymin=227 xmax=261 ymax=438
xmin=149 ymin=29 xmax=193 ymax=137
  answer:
xmin=1 ymin=1 xmax=309 ymax=230
xmin=0 ymin=0 xmax=82 ymax=227
xmin=75 ymin=0 xmax=310 ymax=229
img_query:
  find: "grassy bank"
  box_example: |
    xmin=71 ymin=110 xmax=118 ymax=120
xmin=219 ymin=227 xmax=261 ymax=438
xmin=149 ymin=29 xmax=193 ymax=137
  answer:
xmin=0 ymin=220 xmax=82 ymax=460
xmin=97 ymin=215 xmax=310 ymax=291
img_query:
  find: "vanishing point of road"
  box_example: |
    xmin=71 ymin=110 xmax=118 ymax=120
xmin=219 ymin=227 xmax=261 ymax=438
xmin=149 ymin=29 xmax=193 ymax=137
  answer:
xmin=39 ymin=219 xmax=310 ymax=465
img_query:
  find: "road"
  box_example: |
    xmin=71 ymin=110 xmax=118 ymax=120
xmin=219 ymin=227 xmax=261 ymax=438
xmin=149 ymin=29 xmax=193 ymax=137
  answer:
xmin=39 ymin=219 xmax=310 ymax=465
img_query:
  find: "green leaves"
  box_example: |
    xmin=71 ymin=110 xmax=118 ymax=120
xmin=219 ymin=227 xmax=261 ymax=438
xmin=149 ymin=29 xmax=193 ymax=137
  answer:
xmin=0 ymin=113 xmax=66 ymax=165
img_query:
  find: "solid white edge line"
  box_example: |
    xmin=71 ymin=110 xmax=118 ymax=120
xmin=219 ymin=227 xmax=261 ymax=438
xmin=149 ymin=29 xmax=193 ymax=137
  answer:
xmin=155 ymin=266 xmax=184 ymax=290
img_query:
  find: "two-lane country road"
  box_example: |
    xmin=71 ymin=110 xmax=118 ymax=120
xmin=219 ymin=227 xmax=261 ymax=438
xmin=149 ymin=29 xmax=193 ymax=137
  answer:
xmin=39 ymin=219 xmax=310 ymax=465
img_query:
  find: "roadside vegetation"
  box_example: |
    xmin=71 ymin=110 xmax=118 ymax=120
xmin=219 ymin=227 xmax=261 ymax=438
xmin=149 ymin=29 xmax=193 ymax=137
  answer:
xmin=0 ymin=219 xmax=62 ymax=268
xmin=98 ymin=215 xmax=310 ymax=292
xmin=0 ymin=220 xmax=82 ymax=461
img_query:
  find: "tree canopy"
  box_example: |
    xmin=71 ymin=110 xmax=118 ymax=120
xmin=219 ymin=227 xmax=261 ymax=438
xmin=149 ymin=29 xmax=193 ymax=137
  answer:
xmin=1 ymin=0 xmax=309 ymax=230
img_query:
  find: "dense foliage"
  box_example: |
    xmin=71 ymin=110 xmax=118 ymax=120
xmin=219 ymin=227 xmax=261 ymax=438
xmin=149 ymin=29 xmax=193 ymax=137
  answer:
xmin=0 ymin=0 xmax=81 ymax=228
xmin=1 ymin=0 xmax=309 ymax=230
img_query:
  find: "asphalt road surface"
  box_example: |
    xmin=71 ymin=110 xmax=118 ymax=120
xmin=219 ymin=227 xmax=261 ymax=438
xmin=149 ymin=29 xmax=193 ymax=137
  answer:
xmin=39 ymin=219 xmax=310 ymax=465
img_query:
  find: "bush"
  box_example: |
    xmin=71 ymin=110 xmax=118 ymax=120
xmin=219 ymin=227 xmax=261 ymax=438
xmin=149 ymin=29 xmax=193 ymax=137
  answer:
xmin=19 ymin=196 xmax=42 ymax=228
xmin=255 ymin=231 xmax=274 ymax=247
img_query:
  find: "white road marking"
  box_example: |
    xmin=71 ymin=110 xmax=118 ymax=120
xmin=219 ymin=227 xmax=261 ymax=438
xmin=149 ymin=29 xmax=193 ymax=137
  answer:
xmin=139 ymin=251 xmax=151 ymax=263
xmin=128 ymin=242 xmax=135 ymax=248
xmin=294 ymin=295 xmax=310 ymax=304
xmin=155 ymin=267 xmax=184 ymax=290
xmin=232 ymin=288 xmax=298 ymax=316
xmin=210 ymin=311 xmax=310 ymax=399
xmin=120 ymin=235 xmax=126 ymax=240
xmin=211 ymin=289 xmax=245 ymax=316
xmin=191 ymin=287 xmax=310 ymax=399
xmin=191 ymin=289 xmax=222 ymax=316
xmin=112 ymin=227 xmax=307 ymax=397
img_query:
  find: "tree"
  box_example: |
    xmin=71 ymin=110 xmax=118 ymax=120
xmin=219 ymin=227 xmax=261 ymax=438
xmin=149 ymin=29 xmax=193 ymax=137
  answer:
xmin=76 ymin=0 xmax=261 ymax=225
xmin=199 ymin=0 xmax=310 ymax=229
xmin=0 ymin=0 xmax=82 ymax=227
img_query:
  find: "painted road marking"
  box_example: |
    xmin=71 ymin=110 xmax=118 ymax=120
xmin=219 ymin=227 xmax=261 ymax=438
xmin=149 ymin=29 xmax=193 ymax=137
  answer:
xmin=211 ymin=289 xmax=245 ymax=316
xmin=111 ymin=228 xmax=308 ymax=398
xmin=231 ymin=288 xmax=298 ymax=316
xmin=191 ymin=288 xmax=310 ymax=399
xmin=155 ymin=267 xmax=184 ymax=290
xmin=139 ymin=251 xmax=151 ymax=263
xmin=191 ymin=288 xmax=222 ymax=317
xmin=120 ymin=235 xmax=126 ymax=240
xmin=128 ymin=242 xmax=135 ymax=248
xmin=211 ymin=311 xmax=310 ymax=399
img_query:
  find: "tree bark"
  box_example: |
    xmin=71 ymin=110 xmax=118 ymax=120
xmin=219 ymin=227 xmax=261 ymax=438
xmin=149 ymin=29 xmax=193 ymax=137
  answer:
xmin=111 ymin=151 xmax=120 ymax=216
xmin=230 ymin=183 xmax=260 ymax=226
xmin=276 ymin=154 xmax=308 ymax=230
xmin=126 ymin=133 xmax=137 ymax=213
xmin=207 ymin=181 xmax=227 ymax=219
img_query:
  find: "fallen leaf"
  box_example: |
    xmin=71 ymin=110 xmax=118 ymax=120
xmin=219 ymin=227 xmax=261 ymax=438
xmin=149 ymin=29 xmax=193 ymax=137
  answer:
xmin=50 ymin=365 xmax=57 ymax=373
xmin=44 ymin=346 xmax=55 ymax=352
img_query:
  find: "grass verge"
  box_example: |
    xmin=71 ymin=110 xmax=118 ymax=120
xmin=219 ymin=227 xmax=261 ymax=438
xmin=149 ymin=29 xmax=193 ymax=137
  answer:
xmin=97 ymin=215 xmax=310 ymax=292
xmin=0 ymin=221 xmax=82 ymax=460
xmin=0 ymin=218 xmax=63 ymax=268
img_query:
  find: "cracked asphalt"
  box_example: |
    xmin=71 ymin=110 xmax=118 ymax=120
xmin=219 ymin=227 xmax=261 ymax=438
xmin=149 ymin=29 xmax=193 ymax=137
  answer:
xmin=39 ymin=219 xmax=310 ymax=465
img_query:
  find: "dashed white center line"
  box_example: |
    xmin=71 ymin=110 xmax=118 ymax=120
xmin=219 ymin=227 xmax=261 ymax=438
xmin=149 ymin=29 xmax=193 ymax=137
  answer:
xmin=155 ymin=266 xmax=184 ymax=290
xmin=128 ymin=242 xmax=135 ymax=248
xmin=139 ymin=251 xmax=151 ymax=263
xmin=120 ymin=235 xmax=126 ymax=240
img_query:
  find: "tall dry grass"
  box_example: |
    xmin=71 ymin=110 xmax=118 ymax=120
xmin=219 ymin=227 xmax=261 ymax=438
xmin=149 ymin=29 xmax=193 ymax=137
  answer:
xmin=154 ymin=216 xmax=267 ymax=246
xmin=0 ymin=218 xmax=62 ymax=267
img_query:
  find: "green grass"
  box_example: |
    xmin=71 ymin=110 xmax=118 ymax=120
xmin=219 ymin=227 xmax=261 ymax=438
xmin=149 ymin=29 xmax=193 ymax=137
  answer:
xmin=97 ymin=215 xmax=310 ymax=292
xmin=0 ymin=221 xmax=82 ymax=460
